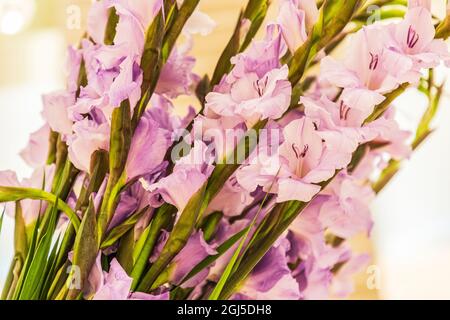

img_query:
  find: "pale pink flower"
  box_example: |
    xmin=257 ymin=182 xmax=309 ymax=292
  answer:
xmin=331 ymin=253 xmax=370 ymax=298
xmin=88 ymin=0 xmax=162 ymax=48
xmin=365 ymin=110 xmax=412 ymax=159
xmin=20 ymin=124 xmax=50 ymax=169
xmin=278 ymin=0 xmax=308 ymax=54
xmin=235 ymin=238 xmax=300 ymax=300
xmin=408 ymin=0 xmax=431 ymax=10
xmin=156 ymin=46 xmax=199 ymax=99
xmin=125 ymin=110 xmax=171 ymax=180
xmin=238 ymin=117 xmax=350 ymax=203
xmin=385 ymin=7 xmax=449 ymax=73
xmin=205 ymin=65 xmax=291 ymax=127
xmin=207 ymin=176 xmax=254 ymax=217
xmin=67 ymin=46 xmax=82 ymax=93
xmin=142 ymin=141 xmax=214 ymax=211
xmin=183 ymin=9 xmax=216 ymax=36
xmin=320 ymin=26 xmax=403 ymax=115
xmin=42 ymin=91 xmax=75 ymax=136
xmin=67 ymin=119 xmax=110 ymax=172
xmin=229 ymin=25 xmax=285 ymax=79
xmin=90 ymin=257 xmax=168 ymax=300
xmin=170 ymin=231 xmax=217 ymax=288
xmin=302 ymin=95 xmax=378 ymax=153
xmin=320 ymin=173 xmax=374 ymax=239
xmin=292 ymin=0 xmax=319 ymax=30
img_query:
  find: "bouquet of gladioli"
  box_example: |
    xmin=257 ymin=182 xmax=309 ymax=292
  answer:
xmin=1 ymin=0 xmax=449 ymax=300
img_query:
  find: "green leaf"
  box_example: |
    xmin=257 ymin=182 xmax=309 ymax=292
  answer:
xmin=11 ymin=210 xmax=41 ymax=299
xmin=98 ymin=100 xmax=131 ymax=238
xmin=104 ymin=7 xmax=119 ymax=45
xmin=321 ymin=0 xmax=362 ymax=45
xmin=161 ymin=0 xmax=200 ymax=62
xmin=18 ymin=202 xmax=59 ymax=300
xmin=132 ymin=223 xmax=151 ymax=265
xmin=199 ymin=212 xmax=223 ymax=242
xmin=364 ymin=83 xmax=408 ymax=123
xmin=0 ymin=206 xmax=4 ymax=236
xmin=101 ymin=206 xmax=148 ymax=249
xmin=288 ymin=33 xmax=315 ymax=86
xmin=14 ymin=202 xmax=28 ymax=264
xmin=39 ymin=234 xmax=62 ymax=299
xmin=47 ymin=260 xmax=70 ymax=300
xmin=210 ymin=0 xmax=270 ymax=88
xmin=209 ymin=173 xmax=278 ymax=300
xmin=436 ymin=15 xmax=450 ymax=40
xmin=210 ymin=11 xmax=244 ymax=87
xmin=195 ymin=75 xmax=211 ymax=106
xmin=109 ymin=100 xmax=132 ymax=182
xmin=131 ymin=204 xmax=176 ymax=290
xmin=137 ymin=184 xmax=207 ymax=292
xmin=179 ymin=227 xmax=248 ymax=288
xmin=50 ymin=150 xmax=108 ymax=284
xmin=1 ymin=255 xmax=23 ymax=300
xmin=46 ymin=131 xmax=59 ymax=165
xmin=76 ymin=150 xmax=109 ymax=213
xmin=241 ymin=0 xmax=270 ymax=50
xmin=133 ymin=13 xmax=165 ymax=127
xmin=66 ymin=198 xmax=99 ymax=300
xmin=116 ymin=229 xmax=135 ymax=274
xmin=0 ymin=186 xmax=80 ymax=231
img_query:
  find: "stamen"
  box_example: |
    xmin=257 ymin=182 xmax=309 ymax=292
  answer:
xmin=313 ymin=122 xmax=318 ymax=130
xmin=292 ymin=143 xmax=300 ymax=159
xmin=339 ymin=101 xmax=351 ymax=120
xmin=293 ymin=144 xmax=309 ymax=177
xmin=407 ymin=26 xmax=419 ymax=49
xmin=253 ymin=76 xmax=269 ymax=97
xmin=300 ymin=145 xmax=309 ymax=158
xmin=369 ymin=52 xmax=379 ymax=70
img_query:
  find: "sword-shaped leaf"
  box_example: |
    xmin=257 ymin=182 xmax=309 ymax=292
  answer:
xmin=0 ymin=186 xmax=80 ymax=230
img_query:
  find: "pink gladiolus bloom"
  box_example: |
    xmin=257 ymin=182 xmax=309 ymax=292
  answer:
xmin=386 ymin=7 xmax=450 ymax=72
xmin=91 ymin=258 xmax=168 ymax=300
xmin=365 ymin=110 xmax=412 ymax=159
xmin=278 ymin=0 xmax=308 ymax=54
xmin=238 ymin=117 xmax=349 ymax=203
xmin=88 ymin=0 xmax=162 ymax=49
xmin=20 ymin=124 xmax=50 ymax=169
xmin=319 ymin=173 xmax=374 ymax=239
xmin=205 ymin=65 xmax=291 ymax=127
xmin=236 ymin=238 xmax=300 ymax=300
xmin=207 ymin=176 xmax=254 ymax=217
xmin=170 ymin=231 xmax=217 ymax=288
xmin=183 ymin=9 xmax=217 ymax=36
xmin=291 ymin=0 xmax=319 ymax=30
xmin=42 ymin=91 xmax=75 ymax=136
xmin=408 ymin=0 xmax=431 ymax=11
xmin=302 ymin=95 xmax=378 ymax=153
xmin=204 ymin=27 xmax=290 ymax=127
xmin=156 ymin=46 xmax=200 ymax=99
xmin=67 ymin=46 xmax=82 ymax=93
xmin=331 ymin=253 xmax=370 ymax=298
xmin=321 ymin=26 xmax=403 ymax=115
xmin=142 ymin=141 xmax=214 ymax=211
xmin=67 ymin=119 xmax=110 ymax=172
xmin=125 ymin=110 xmax=171 ymax=180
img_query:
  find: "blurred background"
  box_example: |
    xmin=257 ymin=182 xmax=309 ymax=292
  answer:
xmin=0 ymin=0 xmax=449 ymax=299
